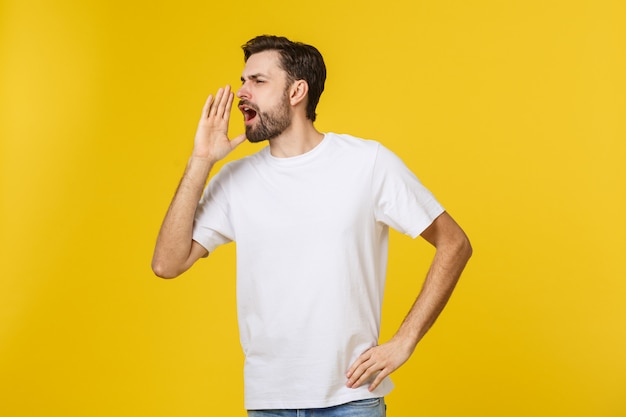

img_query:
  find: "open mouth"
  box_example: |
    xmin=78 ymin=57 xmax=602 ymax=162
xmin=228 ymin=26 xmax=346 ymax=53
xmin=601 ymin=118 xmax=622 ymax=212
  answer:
xmin=238 ymin=102 xmax=258 ymax=125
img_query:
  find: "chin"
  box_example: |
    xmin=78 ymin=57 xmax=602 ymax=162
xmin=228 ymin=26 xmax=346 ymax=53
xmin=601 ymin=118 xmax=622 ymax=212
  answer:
xmin=246 ymin=136 xmax=269 ymax=144
xmin=246 ymin=126 xmax=278 ymax=143
xmin=245 ymin=129 xmax=269 ymax=143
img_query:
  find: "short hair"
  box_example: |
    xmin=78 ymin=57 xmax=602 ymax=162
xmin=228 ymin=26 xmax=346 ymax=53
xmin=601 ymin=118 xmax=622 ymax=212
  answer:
xmin=242 ymin=35 xmax=326 ymax=122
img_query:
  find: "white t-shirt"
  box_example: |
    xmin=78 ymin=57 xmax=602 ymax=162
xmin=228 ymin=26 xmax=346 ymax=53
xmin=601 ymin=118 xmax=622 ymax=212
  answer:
xmin=193 ymin=133 xmax=444 ymax=410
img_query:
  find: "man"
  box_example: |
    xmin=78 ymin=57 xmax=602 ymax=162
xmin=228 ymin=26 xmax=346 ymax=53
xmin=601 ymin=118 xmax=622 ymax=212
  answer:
xmin=152 ymin=35 xmax=472 ymax=416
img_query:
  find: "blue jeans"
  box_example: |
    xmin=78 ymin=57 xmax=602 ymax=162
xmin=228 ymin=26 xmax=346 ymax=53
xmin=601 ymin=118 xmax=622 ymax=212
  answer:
xmin=247 ymin=398 xmax=386 ymax=417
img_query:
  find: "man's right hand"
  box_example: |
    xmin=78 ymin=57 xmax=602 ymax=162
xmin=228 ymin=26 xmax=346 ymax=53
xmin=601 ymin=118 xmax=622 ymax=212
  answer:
xmin=152 ymin=85 xmax=246 ymax=279
xmin=192 ymin=85 xmax=247 ymax=163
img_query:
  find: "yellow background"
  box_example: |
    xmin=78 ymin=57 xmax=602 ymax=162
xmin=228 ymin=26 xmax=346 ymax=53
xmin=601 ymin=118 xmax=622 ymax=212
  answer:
xmin=1 ymin=0 xmax=625 ymax=416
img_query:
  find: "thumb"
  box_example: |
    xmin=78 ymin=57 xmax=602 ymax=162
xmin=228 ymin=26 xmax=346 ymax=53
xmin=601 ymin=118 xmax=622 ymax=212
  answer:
xmin=230 ymin=133 xmax=247 ymax=149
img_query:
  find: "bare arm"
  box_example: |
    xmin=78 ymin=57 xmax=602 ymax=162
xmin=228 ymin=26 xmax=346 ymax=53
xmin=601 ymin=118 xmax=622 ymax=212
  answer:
xmin=346 ymin=211 xmax=472 ymax=390
xmin=151 ymin=86 xmax=246 ymax=278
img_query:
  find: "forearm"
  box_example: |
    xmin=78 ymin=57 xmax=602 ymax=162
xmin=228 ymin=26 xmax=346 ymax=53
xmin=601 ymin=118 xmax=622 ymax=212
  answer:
xmin=394 ymin=233 xmax=472 ymax=350
xmin=345 ymin=233 xmax=471 ymax=391
xmin=152 ymin=156 xmax=214 ymax=278
xmin=152 ymin=86 xmax=245 ymax=277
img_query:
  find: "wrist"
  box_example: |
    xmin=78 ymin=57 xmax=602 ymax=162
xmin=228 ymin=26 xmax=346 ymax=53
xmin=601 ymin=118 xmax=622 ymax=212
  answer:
xmin=182 ymin=155 xmax=214 ymax=187
xmin=392 ymin=327 xmax=420 ymax=352
xmin=188 ymin=154 xmax=216 ymax=168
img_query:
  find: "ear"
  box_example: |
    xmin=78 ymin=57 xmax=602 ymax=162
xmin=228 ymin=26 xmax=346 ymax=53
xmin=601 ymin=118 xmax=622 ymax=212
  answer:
xmin=289 ymin=79 xmax=309 ymax=106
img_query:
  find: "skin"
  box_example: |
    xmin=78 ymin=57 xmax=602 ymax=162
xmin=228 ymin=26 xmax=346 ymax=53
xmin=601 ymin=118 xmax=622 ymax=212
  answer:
xmin=152 ymin=49 xmax=472 ymax=393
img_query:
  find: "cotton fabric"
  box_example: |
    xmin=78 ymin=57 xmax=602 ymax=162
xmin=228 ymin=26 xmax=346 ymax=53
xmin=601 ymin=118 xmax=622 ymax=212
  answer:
xmin=193 ymin=133 xmax=444 ymax=409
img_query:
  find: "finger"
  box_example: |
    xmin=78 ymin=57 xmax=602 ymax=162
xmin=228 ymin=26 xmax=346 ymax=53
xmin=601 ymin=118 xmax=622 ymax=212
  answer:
xmin=345 ymin=366 xmax=361 ymax=387
xmin=346 ymin=359 xmax=363 ymax=378
xmin=201 ymin=94 xmax=214 ymax=118
xmin=210 ymin=88 xmax=225 ymax=116
xmin=346 ymin=349 xmax=371 ymax=378
xmin=368 ymin=368 xmax=390 ymax=392
xmin=347 ymin=357 xmax=375 ymax=388
xmin=215 ymin=85 xmax=232 ymax=118
xmin=223 ymin=90 xmax=234 ymax=121
xmin=351 ymin=362 xmax=378 ymax=388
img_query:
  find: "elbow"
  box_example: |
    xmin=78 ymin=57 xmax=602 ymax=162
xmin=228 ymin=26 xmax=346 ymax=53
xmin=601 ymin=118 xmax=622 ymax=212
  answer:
xmin=151 ymin=257 xmax=182 ymax=279
xmin=458 ymin=233 xmax=473 ymax=263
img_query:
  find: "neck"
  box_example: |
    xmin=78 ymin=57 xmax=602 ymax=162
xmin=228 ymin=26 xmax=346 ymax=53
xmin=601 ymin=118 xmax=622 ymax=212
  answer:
xmin=268 ymin=117 xmax=324 ymax=158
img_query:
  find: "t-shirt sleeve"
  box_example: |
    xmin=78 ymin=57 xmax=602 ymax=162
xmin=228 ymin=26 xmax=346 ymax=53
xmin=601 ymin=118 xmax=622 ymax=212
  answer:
xmin=192 ymin=168 xmax=235 ymax=253
xmin=372 ymin=144 xmax=445 ymax=238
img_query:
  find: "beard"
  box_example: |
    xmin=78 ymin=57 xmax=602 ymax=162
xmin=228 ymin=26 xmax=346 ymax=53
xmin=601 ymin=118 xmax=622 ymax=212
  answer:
xmin=244 ymin=92 xmax=292 ymax=143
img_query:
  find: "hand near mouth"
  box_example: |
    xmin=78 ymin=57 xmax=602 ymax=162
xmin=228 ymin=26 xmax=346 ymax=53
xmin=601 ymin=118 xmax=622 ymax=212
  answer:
xmin=192 ymin=85 xmax=247 ymax=163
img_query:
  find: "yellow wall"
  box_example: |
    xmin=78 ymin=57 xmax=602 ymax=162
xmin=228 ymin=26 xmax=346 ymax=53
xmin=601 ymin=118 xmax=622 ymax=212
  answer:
xmin=1 ymin=0 xmax=625 ymax=416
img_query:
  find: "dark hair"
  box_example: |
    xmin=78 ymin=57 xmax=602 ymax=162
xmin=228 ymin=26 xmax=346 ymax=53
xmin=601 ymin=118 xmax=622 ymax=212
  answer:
xmin=242 ymin=35 xmax=326 ymax=122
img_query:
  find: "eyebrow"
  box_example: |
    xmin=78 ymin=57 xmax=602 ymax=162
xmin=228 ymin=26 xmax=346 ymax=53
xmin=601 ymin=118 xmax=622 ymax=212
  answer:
xmin=240 ymin=73 xmax=267 ymax=82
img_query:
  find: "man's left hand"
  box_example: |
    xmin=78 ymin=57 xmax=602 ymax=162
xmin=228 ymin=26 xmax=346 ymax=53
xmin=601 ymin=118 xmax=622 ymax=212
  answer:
xmin=345 ymin=338 xmax=415 ymax=391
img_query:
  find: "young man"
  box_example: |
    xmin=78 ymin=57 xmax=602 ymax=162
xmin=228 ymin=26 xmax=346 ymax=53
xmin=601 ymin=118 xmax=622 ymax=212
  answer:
xmin=152 ymin=35 xmax=472 ymax=416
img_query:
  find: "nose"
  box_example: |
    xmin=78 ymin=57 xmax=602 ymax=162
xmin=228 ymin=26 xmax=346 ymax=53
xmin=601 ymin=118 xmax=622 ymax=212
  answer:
xmin=236 ymin=83 xmax=249 ymax=100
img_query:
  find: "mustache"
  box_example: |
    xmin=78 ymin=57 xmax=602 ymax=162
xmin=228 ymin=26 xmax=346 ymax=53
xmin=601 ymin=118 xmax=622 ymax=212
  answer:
xmin=238 ymin=100 xmax=259 ymax=112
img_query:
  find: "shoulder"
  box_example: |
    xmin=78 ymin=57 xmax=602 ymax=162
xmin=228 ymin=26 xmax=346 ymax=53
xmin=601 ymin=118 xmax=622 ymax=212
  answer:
xmin=326 ymin=132 xmax=380 ymax=148
xmin=326 ymin=132 xmax=404 ymax=164
xmin=325 ymin=132 xmax=385 ymax=157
